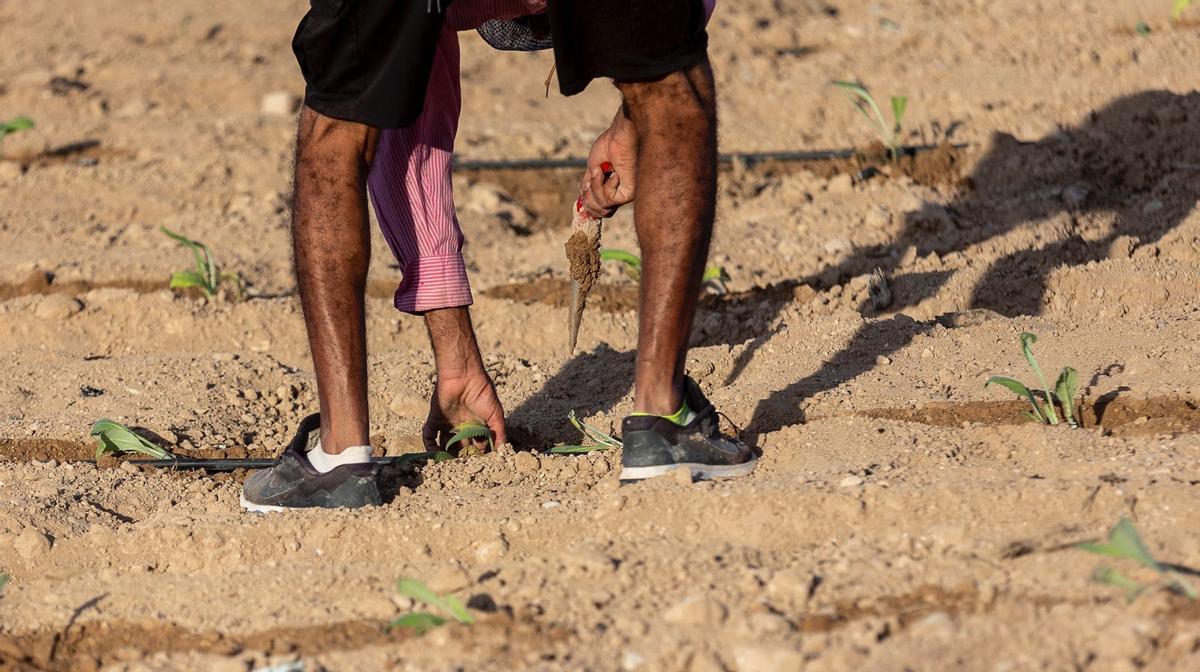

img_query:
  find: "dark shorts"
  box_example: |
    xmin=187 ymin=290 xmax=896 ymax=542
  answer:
xmin=293 ymin=0 xmax=709 ymax=129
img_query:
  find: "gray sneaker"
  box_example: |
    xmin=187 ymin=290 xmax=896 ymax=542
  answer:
xmin=240 ymin=414 xmax=381 ymax=513
xmin=619 ymin=378 xmax=758 ymax=482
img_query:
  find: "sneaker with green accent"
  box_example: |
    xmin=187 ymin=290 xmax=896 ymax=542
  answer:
xmin=240 ymin=414 xmax=381 ymax=513
xmin=618 ymin=378 xmax=758 ymax=482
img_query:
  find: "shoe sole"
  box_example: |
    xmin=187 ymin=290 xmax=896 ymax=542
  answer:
xmin=619 ymin=457 xmax=758 ymax=483
xmin=240 ymin=492 xmax=288 ymax=514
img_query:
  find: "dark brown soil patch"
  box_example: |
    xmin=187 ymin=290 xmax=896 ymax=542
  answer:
xmin=483 ymin=277 xmax=814 ymax=314
xmin=806 ymin=142 xmax=968 ymax=188
xmin=0 ymin=611 xmax=564 ymax=672
xmin=854 ymin=395 xmax=1200 ymax=437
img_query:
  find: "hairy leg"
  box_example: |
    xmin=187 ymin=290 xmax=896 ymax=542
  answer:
xmin=617 ymin=59 xmax=718 ymax=415
xmin=292 ymin=105 xmax=380 ymax=453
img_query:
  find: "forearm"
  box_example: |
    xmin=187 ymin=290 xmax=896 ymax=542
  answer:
xmin=424 ymin=307 xmax=486 ymax=379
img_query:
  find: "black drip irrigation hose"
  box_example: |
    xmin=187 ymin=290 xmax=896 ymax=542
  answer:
xmin=91 ymin=456 xmax=420 ymax=473
xmin=453 ymin=143 xmax=966 ymax=171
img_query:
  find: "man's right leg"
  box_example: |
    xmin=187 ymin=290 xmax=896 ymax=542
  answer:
xmin=239 ymin=107 xmax=384 ymax=513
xmin=292 ymin=106 xmax=379 ymax=454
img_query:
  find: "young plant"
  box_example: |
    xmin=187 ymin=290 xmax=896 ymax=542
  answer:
xmin=0 ymin=116 xmax=34 ymax=144
xmin=446 ymin=421 xmax=493 ymax=456
xmin=552 ymin=409 xmax=623 ymax=454
xmin=600 ymin=248 xmax=730 ymax=293
xmin=1079 ymin=517 xmax=1197 ymax=601
xmin=160 ymin=225 xmax=242 ymax=299
xmin=389 ymin=577 xmax=475 ymax=634
xmin=985 ymin=332 xmax=1079 ymax=427
xmin=1173 ymin=0 xmax=1196 ymax=20
xmin=90 ymin=419 xmax=174 ymax=460
xmin=832 ymin=81 xmax=909 ymax=161
xmin=0 ymin=573 xmax=8 ymax=593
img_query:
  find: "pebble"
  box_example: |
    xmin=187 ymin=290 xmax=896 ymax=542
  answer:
xmin=731 ymin=645 xmax=803 ymax=672
xmin=664 ymin=595 xmax=728 ymax=626
xmin=0 ymin=160 xmax=22 ymax=181
xmin=34 ymin=294 xmax=83 ymax=320
xmin=474 ymin=536 xmax=509 ymax=564
xmin=838 ymin=475 xmax=864 ymax=488
xmin=261 ymin=91 xmax=299 ymax=116
xmin=14 ymin=526 xmax=51 ymax=559
xmin=827 ymin=173 xmax=854 ymax=194
xmin=427 ymin=563 xmax=471 ymax=593
xmin=514 ymin=451 xmax=539 ymax=474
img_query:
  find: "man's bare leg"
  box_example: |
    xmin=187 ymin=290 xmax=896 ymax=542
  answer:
xmin=618 ymin=60 xmax=718 ymax=415
xmin=292 ymin=106 xmax=379 ymax=454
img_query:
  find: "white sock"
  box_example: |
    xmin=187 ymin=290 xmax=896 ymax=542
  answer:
xmin=305 ymin=432 xmax=372 ymax=474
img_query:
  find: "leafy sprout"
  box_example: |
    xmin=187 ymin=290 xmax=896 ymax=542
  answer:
xmin=160 ymin=225 xmax=242 ymax=299
xmin=389 ymin=577 xmax=475 ymax=634
xmin=552 ymin=410 xmax=622 ymax=454
xmin=0 ymin=116 xmax=34 ymax=144
xmin=832 ymin=81 xmax=909 ymax=161
xmin=599 ymin=248 xmax=730 ymax=294
xmin=90 ymin=419 xmax=174 ymax=460
xmin=1079 ymin=518 xmax=1197 ymax=601
xmin=446 ymin=421 xmax=492 ymax=456
xmin=1173 ymin=0 xmax=1196 ymax=20
xmin=0 ymin=574 xmax=8 ymax=593
xmin=985 ymin=332 xmax=1079 ymax=427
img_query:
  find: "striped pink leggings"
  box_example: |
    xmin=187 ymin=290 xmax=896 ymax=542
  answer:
xmin=367 ymin=0 xmax=714 ymax=314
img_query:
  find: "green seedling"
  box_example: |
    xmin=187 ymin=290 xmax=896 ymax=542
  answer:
xmin=0 ymin=573 xmax=8 ymax=593
xmin=1135 ymin=20 xmax=1152 ymax=35
xmin=1079 ymin=517 xmax=1197 ymax=601
xmin=446 ymin=421 xmax=493 ymax=456
xmin=1173 ymin=0 xmax=1196 ymax=20
xmin=0 ymin=116 xmax=34 ymax=144
xmin=985 ymin=332 xmax=1079 ymax=427
xmin=600 ymin=248 xmax=730 ymax=293
xmin=90 ymin=419 xmax=174 ymax=459
xmin=160 ymin=225 xmax=242 ymax=299
xmin=832 ymin=80 xmax=908 ymax=161
xmin=389 ymin=577 xmax=475 ymax=634
xmin=553 ymin=410 xmax=622 ymax=454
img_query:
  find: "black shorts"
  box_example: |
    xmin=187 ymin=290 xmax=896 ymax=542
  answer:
xmin=292 ymin=0 xmax=709 ymax=129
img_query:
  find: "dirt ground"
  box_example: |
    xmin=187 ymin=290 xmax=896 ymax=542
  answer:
xmin=3 ymin=0 xmax=1200 ymax=670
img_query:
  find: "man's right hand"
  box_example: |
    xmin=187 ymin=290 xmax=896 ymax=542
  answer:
xmin=580 ymin=106 xmax=638 ymax=219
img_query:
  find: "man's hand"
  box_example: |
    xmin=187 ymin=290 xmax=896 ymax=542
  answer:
xmin=581 ymin=106 xmax=638 ymax=219
xmin=423 ymin=369 xmax=507 ymax=452
xmin=422 ymin=307 xmax=507 ymax=451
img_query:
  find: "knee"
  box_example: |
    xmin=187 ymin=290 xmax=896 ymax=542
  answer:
xmin=296 ymin=105 xmax=380 ymax=168
xmin=616 ymin=61 xmax=716 ymax=129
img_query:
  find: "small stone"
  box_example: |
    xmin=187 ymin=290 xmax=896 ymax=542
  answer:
xmin=671 ymin=465 xmax=696 ymax=486
xmin=665 ymin=595 xmax=728 ymax=626
xmin=621 ymin=650 xmax=646 ymax=671
xmin=1142 ymin=199 xmax=1164 ymax=215
xmin=474 ymin=536 xmax=508 ymax=564
xmin=15 ymin=526 xmax=51 ymax=559
xmin=731 ymin=645 xmax=803 ymax=672
xmin=0 ymin=160 xmax=22 ymax=181
xmin=514 ymin=451 xmax=539 ymax=474
xmin=838 ymin=475 xmax=864 ymax=488
xmin=114 ymin=97 xmax=150 ymax=117
xmin=261 ymin=91 xmax=299 ymax=116
xmin=827 ymin=173 xmax=854 ymax=194
xmin=875 ymin=355 xmax=892 ymax=366
xmin=119 ymin=461 xmax=140 ymax=474
xmin=427 ymin=563 xmax=471 ymax=593
xmin=34 ymin=294 xmax=83 ymax=320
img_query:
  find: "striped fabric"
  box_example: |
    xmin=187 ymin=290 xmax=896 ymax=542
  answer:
xmin=368 ymin=0 xmax=715 ymax=314
xmin=368 ymin=0 xmax=541 ymax=314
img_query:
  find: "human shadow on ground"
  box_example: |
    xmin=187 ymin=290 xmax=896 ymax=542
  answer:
xmin=509 ymin=91 xmax=1200 ymax=447
xmin=745 ymin=89 xmax=1200 ymax=441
